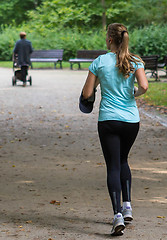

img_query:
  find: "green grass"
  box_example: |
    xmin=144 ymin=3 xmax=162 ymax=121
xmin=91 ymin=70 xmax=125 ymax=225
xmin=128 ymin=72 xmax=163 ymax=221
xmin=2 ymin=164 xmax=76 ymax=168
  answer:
xmin=0 ymin=61 xmax=90 ymax=69
xmin=0 ymin=61 xmax=13 ymax=68
xmin=140 ymin=82 xmax=167 ymax=107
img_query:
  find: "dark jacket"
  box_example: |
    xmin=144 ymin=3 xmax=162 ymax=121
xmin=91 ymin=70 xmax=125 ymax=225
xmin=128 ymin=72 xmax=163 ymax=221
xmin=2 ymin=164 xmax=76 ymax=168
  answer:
xmin=13 ymin=39 xmax=33 ymax=66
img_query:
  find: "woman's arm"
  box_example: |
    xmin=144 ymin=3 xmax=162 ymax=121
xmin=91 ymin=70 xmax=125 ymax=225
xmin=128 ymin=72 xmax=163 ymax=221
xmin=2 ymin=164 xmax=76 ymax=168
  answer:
xmin=134 ymin=68 xmax=148 ymax=97
xmin=82 ymin=71 xmax=99 ymax=99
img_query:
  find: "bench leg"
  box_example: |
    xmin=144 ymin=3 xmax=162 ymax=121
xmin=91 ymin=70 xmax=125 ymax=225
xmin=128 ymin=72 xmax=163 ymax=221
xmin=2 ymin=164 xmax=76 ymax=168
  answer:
xmin=78 ymin=63 xmax=81 ymax=70
xmin=54 ymin=63 xmax=57 ymax=69
xmin=60 ymin=61 xmax=62 ymax=69
xmin=155 ymin=69 xmax=160 ymax=81
xmin=70 ymin=63 xmax=73 ymax=70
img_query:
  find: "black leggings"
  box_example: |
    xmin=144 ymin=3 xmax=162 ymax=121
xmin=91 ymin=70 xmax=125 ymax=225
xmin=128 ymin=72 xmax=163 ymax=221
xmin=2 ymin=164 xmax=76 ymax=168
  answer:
xmin=98 ymin=120 xmax=139 ymax=214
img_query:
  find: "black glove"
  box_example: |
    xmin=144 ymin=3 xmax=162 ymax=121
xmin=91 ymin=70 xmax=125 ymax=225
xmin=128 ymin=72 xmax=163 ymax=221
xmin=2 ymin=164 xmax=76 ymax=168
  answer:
xmin=79 ymin=88 xmax=97 ymax=113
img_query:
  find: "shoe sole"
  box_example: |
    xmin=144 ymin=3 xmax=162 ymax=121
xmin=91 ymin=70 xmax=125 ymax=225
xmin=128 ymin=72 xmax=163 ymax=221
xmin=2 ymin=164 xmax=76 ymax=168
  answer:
xmin=111 ymin=224 xmax=125 ymax=236
xmin=124 ymin=215 xmax=133 ymax=222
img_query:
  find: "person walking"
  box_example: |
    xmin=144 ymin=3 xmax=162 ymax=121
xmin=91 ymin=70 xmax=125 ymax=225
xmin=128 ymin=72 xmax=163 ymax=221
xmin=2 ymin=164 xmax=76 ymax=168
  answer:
xmin=13 ymin=32 xmax=33 ymax=87
xmin=80 ymin=23 xmax=148 ymax=236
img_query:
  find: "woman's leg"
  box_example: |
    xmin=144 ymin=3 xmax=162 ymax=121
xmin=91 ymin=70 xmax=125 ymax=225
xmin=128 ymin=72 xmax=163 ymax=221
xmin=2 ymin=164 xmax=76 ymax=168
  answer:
xmin=120 ymin=122 xmax=139 ymax=202
xmin=98 ymin=121 xmax=122 ymax=214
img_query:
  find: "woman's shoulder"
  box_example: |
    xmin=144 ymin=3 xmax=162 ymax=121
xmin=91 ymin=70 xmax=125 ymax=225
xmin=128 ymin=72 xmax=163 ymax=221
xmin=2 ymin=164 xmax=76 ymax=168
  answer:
xmin=95 ymin=52 xmax=115 ymax=63
xmin=130 ymin=54 xmax=144 ymax=69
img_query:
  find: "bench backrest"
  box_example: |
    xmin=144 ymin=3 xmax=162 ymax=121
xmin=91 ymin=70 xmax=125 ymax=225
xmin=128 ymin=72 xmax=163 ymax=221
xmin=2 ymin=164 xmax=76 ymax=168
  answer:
xmin=141 ymin=55 xmax=159 ymax=70
xmin=77 ymin=50 xmax=107 ymax=59
xmin=31 ymin=49 xmax=64 ymax=60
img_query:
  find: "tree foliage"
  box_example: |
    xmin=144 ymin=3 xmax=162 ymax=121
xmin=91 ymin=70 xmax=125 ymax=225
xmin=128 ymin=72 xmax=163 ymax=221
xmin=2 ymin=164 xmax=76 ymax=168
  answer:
xmin=26 ymin=0 xmax=167 ymax=30
xmin=0 ymin=0 xmax=167 ymax=30
xmin=126 ymin=0 xmax=167 ymax=28
xmin=0 ymin=0 xmax=43 ymax=25
xmin=27 ymin=0 xmax=105 ymax=30
xmin=0 ymin=0 xmax=167 ymax=61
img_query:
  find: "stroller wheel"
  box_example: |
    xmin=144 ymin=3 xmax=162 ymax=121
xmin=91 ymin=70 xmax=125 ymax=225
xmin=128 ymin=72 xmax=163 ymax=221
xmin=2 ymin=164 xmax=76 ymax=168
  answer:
xmin=12 ymin=76 xmax=16 ymax=86
xmin=29 ymin=76 xmax=32 ymax=86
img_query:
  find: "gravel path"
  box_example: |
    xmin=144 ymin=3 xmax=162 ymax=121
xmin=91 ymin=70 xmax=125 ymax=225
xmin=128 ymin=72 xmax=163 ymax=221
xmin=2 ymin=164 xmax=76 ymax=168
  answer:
xmin=0 ymin=68 xmax=167 ymax=240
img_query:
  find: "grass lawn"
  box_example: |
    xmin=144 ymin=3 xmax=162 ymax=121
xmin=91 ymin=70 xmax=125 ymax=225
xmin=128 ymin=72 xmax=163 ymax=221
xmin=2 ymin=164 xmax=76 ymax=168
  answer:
xmin=140 ymin=82 xmax=167 ymax=107
xmin=0 ymin=61 xmax=90 ymax=70
xmin=0 ymin=61 xmax=167 ymax=108
xmin=0 ymin=61 xmax=13 ymax=68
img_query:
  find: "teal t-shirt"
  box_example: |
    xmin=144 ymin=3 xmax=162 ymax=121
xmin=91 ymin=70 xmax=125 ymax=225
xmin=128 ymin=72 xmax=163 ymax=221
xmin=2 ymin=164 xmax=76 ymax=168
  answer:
xmin=89 ymin=52 xmax=144 ymax=123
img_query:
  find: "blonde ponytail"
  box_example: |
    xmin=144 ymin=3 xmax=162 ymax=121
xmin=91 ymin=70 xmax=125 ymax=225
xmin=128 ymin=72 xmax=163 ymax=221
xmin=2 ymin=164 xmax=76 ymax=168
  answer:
xmin=107 ymin=23 xmax=144 ymax=78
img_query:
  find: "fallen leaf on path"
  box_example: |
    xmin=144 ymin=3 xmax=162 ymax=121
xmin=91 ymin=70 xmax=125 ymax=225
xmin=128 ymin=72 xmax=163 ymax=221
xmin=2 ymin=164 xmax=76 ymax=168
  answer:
xmin=50 ymin=200 xmax=60 ymax=205
xmin=97 ymin=162 xmax=103 ymax=166
xmin=157 ymin=216 xmax=165 ymax=219
xmin=70 ymin=208 xmax=75 ymax=211
xmin=26 ymin=220 xmax=32 ymax=224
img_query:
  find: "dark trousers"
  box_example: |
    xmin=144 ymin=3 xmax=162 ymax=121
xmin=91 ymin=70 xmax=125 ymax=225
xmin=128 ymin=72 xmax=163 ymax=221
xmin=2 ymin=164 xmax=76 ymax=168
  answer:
xmin=98 ymin=120 xmax=139 ymax=214
xmin=21 ymin=66 xmax=28 ymax=83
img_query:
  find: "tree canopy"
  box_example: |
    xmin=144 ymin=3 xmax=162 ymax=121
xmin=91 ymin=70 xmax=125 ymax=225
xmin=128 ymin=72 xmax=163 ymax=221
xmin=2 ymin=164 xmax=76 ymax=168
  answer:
xmin=0 ymin=0 xmax=167 ymax=30
xmin=0 ymin=0 xmax=42 ymax=25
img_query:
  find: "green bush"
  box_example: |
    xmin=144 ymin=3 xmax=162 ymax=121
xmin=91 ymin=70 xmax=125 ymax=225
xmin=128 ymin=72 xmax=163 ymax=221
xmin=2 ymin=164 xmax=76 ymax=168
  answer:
xmin=129 ymin=25 xmax=167 ymax=60
xmin=0 ymin=26 xmax=19 ymax=60
xmin=0 ymin=26 xmax=106 ymax=61
xmin=0 ymin=24 xmax=167 ymax=61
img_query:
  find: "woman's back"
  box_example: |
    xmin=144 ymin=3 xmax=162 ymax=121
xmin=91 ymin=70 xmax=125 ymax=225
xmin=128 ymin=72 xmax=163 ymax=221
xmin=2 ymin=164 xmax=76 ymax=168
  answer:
xmin=89 ymin=52 xmax=144 ymax=122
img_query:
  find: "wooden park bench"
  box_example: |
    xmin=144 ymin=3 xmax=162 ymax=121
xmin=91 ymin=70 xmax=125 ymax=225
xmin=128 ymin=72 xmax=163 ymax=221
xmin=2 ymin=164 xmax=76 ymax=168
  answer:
xmin=30 ymin=49 xmax=64 ymax=69
xmin=158 ymin=55 xmax=167 ymax=77
xmin=141 ymin=55 xmax=159 ymax=81
xmin=69 ymin=50 xmax=108 ymax=70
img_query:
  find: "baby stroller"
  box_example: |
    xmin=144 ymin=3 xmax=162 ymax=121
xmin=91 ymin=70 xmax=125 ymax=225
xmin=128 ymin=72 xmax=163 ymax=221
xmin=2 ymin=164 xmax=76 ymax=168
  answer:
xmin=12 ymin=54 xmax=32 ymax=86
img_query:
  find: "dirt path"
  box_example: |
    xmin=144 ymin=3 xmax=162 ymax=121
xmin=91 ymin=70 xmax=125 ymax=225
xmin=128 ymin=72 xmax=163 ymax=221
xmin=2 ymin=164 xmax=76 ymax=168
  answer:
xmin=0 ymin=68 xmax=167 ymax=240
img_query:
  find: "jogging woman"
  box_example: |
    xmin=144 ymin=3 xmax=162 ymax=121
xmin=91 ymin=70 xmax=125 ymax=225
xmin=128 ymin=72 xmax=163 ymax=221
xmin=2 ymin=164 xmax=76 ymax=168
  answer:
xmin=81 ymin=23 xmax=148 ymax=236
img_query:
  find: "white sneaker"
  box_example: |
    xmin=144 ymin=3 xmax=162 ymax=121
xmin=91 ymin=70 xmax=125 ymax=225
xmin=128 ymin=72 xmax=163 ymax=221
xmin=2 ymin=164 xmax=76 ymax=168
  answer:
xmin=122 ymin=207 xmax=133 ymax=222
xmin=111 ymin=213 xmax=125 ymax=236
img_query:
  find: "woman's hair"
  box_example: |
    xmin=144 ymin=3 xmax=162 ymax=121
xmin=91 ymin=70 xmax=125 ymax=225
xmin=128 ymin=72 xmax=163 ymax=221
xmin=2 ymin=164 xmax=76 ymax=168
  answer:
xmin=107 ymin=23 xmax=144 ymax=78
